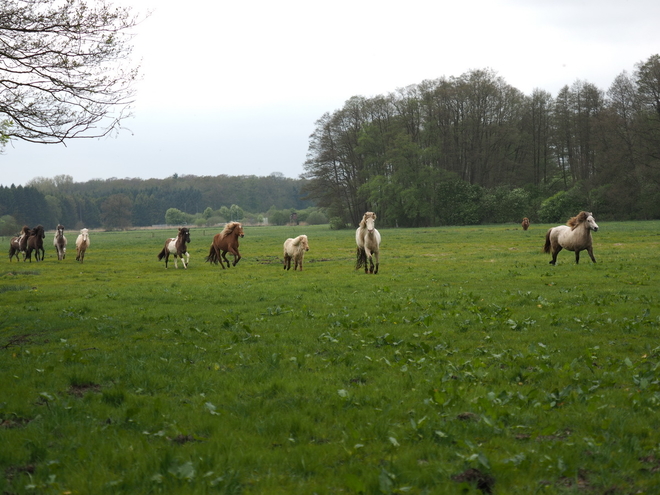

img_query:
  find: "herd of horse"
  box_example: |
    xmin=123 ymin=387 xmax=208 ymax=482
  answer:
xmin=7 ymin=211 xmax=600 ymax=270
xmin=9 ymin=225 xmax=91 ymax=263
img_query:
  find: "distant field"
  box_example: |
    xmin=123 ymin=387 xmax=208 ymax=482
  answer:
xmin=1 ymin=221 xmax=659 ymax=494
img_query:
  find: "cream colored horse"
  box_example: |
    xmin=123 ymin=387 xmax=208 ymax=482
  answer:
xmin=283 ymin=234 xmax=309 ymax=271
xmin=355 ymin=212 xmax=381 ymax=274
xmin=75 ymin=228 xmax=90 ymax=263
xmin=543 ymin=211 xmax=599 ymax=265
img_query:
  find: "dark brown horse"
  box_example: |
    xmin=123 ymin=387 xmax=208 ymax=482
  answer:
xmin=9 ymin=225 xmax=30 ymax=261
xmin=157 ymin=227 xmax=191 ymax=268
xmin=206 ymin=222 xmax=244 ymax=269
xmin=25 ymin=225 xmax=45 ymax=262
xmin=54 ymin=224 xmax=67 ymax=260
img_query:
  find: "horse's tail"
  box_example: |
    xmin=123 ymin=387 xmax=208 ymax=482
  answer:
xmin=205 ymin=244 xmax=218 ymax=264
xmin=543 ymin=229 xmax=552 ymax=253
xmin=355 ymin=247 xmax=366 ymax=270
xmin=157 ymin=247 xmax=167 ymax=261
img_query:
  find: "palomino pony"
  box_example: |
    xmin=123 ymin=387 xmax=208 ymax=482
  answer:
xmin=206 ymin=222 xmax=244 ymax=269
xmin=355 ymin=212 xmax=381 ymax=274
xmin=543 ymin=211 xmax=599 ymax=265
xmin=54 ymin=224 xmax=67 ymax=260
xmin=521 ymin=217 xmax=530 ymax=231
xmin=283 ymin=234 xmax=309 ymax=271
xmin=25 ymin=225 xmax=45 ymax=262
xmin=75 ymin=228 xmax=90 ymax=263
xmin=157 ymin=227 xmax=191 ymax=269
xmin=9 ymin=225 xmax=30 ymax=261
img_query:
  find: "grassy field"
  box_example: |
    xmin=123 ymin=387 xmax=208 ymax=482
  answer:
xmin=1 ymin=221 xmax=659 ymax=494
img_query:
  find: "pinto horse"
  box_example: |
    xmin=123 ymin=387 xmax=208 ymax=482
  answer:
xmin=25 ymin=225 xmax=45 ymax=262
xmin=157 ymin=227 xmax=191 ymax=269
xmin=543 ymin=211 xmax=599 ymax=265
xmin=75 ymin=228 xmax=90 ymax=263
xmin=9 ymin=225 xmax=30 ymax=262
xmin=206 ymin=222 xmax=244 ymax=269
xmin=283 ymin=234 xmax=309 ymax=271
xmin=355 ymin=212 xmax=381 ymax=274
xmin=53 ymin=224 xmax=67 ymax=260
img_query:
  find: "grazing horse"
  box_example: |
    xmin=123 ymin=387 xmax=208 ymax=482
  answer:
xmin=9 ymin=225 xmax=30 ymax=262
xmin=283 ymin=234 xmax=309 ymax=271
xmin=543 ymin=211 xmax=599 ymax=265
xmin=53 ymin=224 xmax=67 ymax=260
xmin=521 ymin=217 xmax=530 ymax=231
xmin=25 ymin=225 xmax=45 ymax=262
xmin=355 ymin=212 xmax=381 ymax=274
xmin=75 ymin=228 xmax=90 ymax=263
xmin=206 ymin=222 xmax=244 ymax=269
xmin=157 ymin=227 xmax=191 ymax=269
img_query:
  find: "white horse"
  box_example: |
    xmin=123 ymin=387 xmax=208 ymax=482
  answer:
xmin=543 ymin=211 xmax=599 ymax=265
xmin=356 ymin=211 xmax=381 ymax=274
xmin=283 ymin=234 xmax=309 ymax=271
xmin=53 ymin=224 xmax=67 ymax=260
xmin=75 ymin=228 xmax=90 ymax=263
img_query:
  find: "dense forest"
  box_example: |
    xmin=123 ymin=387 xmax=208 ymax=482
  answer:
xmin=0 ymin=174 xmax=312 ymax=234
xmin=303 ymin=54 xmax=660 ymax=227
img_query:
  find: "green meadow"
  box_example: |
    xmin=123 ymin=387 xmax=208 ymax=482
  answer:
xmin=1 ymin=221 xmax=659 ymax=494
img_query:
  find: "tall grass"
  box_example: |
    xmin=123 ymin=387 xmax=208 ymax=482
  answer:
xmin=1 ymin=221 xmax=659 ymax=494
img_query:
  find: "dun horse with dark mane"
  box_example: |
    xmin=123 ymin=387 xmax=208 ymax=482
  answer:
xmin=206 ymin=222 xmax=244 ymax=269
xmin=543 ymin=211 xmax=599 ymax=265
xmin=157 ymin=227 xmax=191 ymax=268
xmin=54 ymin=224 xmax=67 ymax=260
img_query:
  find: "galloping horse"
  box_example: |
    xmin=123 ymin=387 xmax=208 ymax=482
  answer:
xmin=543 ymin=211 xmax=599 ymax=265
xmin=355 ymin=212 xmax=381 ymax=274
xmin=9 ymin=225 xmax=30 ymax=261
xmin=25 ymin=225 xmax=45 ymax=262
xmin=206 ymin=222 xmax=244 ymax=269
xmin=75 ymin=228 xmax=90 ymax=263
xmin=157 ymin=227 xmax=191 ymax=269
xmin=521 ymin=217 xmax=530 ymax=231
xmin=283 ymin=234 xmax=309 ymax=271
xmin=54 ymin=224 xmax=67 ymax=260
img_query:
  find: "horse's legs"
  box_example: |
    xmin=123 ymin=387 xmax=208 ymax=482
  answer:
xmin=550 ymin=245 xmax=562 ymax=265
xmin=575 ymin=251 xmax=580 ymax=264
xmin=284 ymin=254 xmax=291 ymax=270
xmin=183 ymin=251 xmax=189 ymax=268
xmin=586 ymin=246 xmax=596 ymax=263
xmin=373 ymin=251 xmax=379 ymax=274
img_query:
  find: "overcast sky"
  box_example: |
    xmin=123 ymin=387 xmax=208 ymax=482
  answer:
xmin=2 ymin=0 xmax=659 ymax=187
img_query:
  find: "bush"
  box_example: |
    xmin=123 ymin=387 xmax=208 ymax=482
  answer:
xmin=329 ymin=217 xmax=347 ymax=230
xmin=306 ymin=211 xmax=328 ymax=225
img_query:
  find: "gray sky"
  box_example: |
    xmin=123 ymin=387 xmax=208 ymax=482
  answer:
xmin=2 ymin=0 xmax=659 ymax=187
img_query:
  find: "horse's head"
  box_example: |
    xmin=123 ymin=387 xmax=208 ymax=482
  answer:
xmin=363 ymin=212 xmax=377 ymax=233
xmin=235 ymin=223 xmax=244 ymax=238
xmin=300 ymin=235 xmax=309 ymax=251
xmin=179 ymin=227 xmax=191 ymax=243
xmin=56 ymin=225 xmax=64 ymax=236
xmin=586 ymin=214 xmax=599 ymax=232
xmin=80 ymin=228 xmax=89 ymax=240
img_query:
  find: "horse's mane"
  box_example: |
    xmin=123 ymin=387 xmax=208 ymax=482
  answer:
xmin=567 ymin=211 xmax=591 ymax=230
xmin=360 ymin=212 xmax=376 ymax=229
xmin=220 ymin=222 xmax=241 ymax=239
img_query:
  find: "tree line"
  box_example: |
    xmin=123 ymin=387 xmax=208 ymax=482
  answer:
xmin=303 ymin=54 xmax=660 ymax=227
xmin=0 ymin=174 xmax=313 ymax=235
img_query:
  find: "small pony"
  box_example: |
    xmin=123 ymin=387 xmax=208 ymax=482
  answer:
xmin=25 ymin=225 xmax=45 ymax=262
xmin=75 ymin=228 xmax=90 ymax=263
xmin=54 ymin=224 xmax=67 ymax=260
xmin=9 ymin=225 xmax=30 ymax=262
xmin=283 ymin=234 xmax=309 ymax=271
xmin=157 ymin=227 xmax=191 ymax=269
xmin=356 ymin=211 xmax=381 ymax=274
xmin=543 ymin=211 xmax=599 ymax=265
xmin=206 ymin=222 xmax=244 ymax=269
xmin=521 ymin=217 xmax=530 ymax=231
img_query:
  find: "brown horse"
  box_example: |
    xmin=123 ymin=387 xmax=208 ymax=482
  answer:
xmin=206 ymin=222 xmax=244 ymax=269
xmin=25 ymin=225 xmax=45 ymax=262
xmin=157 ymin=227 xmax=191 ymax=269
xmin=9 ymin=225 xmax=30 ymax=261
xmin=54 ymin=224 xmax=67 ymax=260
xmin=543 ymin=211 xmax=599 ymax=265
xmin=521 ymin=217 xmax=530 ymax=230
